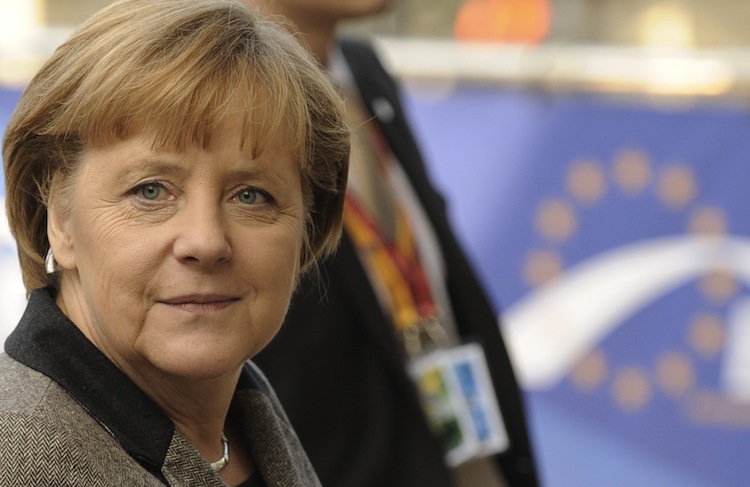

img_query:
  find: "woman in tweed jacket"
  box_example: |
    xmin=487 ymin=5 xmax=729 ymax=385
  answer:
xmin=0 ymin=0 xmax=349 ymax=485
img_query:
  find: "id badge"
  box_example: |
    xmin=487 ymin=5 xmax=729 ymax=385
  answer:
xmin=408 ymin=343 xmax=509 ymax=466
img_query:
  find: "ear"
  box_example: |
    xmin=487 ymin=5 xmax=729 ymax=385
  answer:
xmin=47 ymin=188 xmax=77 ymax=271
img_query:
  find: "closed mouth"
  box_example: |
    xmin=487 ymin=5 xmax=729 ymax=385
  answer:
xmin=160 ymin=294 xmax=240 ymax=312
xmin=162 ymin=294 xmax=239 ymax=305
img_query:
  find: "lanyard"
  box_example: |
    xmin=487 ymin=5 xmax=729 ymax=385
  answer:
xmin=345 ymin=191 xmax=447 ymax=355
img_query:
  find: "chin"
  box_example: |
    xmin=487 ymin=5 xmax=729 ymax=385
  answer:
xmin=163 ymin=359 xmax=238 ymax=381
xmin=146 ymin=341 xmax=252 ymax=381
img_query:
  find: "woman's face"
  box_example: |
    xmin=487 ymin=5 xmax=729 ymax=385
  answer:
xmin=49 ymin=122 xmax=305 ymax=382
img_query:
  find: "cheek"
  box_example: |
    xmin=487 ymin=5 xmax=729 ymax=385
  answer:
xmin=270 ymin=236 xmax=303 ymax=290
xmin=71 ymin=203 xmax=130 ymax=257
xmin=248 ymin=224 xmax=304 ymax=291
xmin=73 ymin=213 xmax=162 ymax=299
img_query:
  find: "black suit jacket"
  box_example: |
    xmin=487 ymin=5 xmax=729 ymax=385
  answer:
xmin=254 ymin=39 xmax=538 ymax=487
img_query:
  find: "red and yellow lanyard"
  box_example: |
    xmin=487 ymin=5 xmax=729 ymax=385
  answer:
xmin=345 ymin=190 xmax=445 ymax=355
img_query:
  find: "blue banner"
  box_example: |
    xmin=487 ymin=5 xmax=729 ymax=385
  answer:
xmin=402 ymin=86 xmax=750 ymax=487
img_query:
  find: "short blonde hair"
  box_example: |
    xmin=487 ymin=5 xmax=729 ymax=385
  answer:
xmin=3 ymin=0 xmax=350 ymax=293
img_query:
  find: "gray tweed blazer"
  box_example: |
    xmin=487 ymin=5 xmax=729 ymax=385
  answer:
xmin=0 ymin=290 xmax=321 ymax=486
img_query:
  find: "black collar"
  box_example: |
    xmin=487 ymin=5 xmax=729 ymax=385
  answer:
xmin=4 ymin=289 xmax=174 ymax=476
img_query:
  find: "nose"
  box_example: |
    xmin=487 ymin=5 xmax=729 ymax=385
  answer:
xmin=172 ymin=199 xmax=232 ymax=267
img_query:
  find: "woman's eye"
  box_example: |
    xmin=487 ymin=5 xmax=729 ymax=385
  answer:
xmin=132 ymin=182 xmax=168 ymax=201
xmin=138 ymin=183 xmax=162 ymax=200
xmin=236 ymin=188 xmax=268 ymax=205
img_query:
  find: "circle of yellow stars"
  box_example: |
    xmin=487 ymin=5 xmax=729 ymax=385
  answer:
xmin=526 ymin=149 xmax=743 ymax=422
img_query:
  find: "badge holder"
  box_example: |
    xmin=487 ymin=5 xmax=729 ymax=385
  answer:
xmin=405 ymin=321 xmax=510 ymax=466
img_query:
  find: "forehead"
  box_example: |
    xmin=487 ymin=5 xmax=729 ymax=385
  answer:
xmin=82 ymin=124 xmax=300 ymax=185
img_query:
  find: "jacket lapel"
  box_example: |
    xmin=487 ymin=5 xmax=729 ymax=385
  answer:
xmin=237 ymin=390 xmax=322 ymax=487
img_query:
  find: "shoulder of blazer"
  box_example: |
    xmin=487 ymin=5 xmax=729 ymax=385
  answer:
xmin=339 ymin=38 xmax=399 ymax=102
xmin=339 ymin=37 xmax=447 ymax=216
xmin=0 ymin=354 xmax=163 ymax=485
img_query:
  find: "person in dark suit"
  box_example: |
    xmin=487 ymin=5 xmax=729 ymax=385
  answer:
xmin=247 ymin=1 xmax=540 ymax=486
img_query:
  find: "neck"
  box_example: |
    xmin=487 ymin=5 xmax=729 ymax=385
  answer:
xmin=294 ymin=18 xmax=337 ymax=67
xmin=159 ymin=376 xmax=255 ymax=483
xmin=255 ymin=3 xmax=338 ymax=67
xmin=165 ymin=383 xmax=234 ymax=475
xmin=122 ymin=362 xmax=239 ymax=460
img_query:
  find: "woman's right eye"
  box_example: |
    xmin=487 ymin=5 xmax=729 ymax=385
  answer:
xmin=135 ymin=183 xmax=163 ymax=200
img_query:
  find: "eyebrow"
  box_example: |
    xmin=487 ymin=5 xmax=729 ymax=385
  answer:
xmin=113 ymin=154 xmax=185 ymax=180
xmin=114 ymin=155 xmax=288 ymax=187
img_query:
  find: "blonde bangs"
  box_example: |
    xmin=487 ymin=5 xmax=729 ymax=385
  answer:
xmin=93 ymin=58 xmax=306 ymax=160
xmin=49 ymin=3 xmax=309 ymax=159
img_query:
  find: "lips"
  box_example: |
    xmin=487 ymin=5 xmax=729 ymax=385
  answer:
xmin=160 ymin=294 xmax=240 ymax=312
xmin=162 ymin=294 xmax=238 ymax=305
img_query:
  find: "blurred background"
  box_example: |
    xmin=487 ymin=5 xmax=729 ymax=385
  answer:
xmin=2 ymin=1 xmax=750 ymax=486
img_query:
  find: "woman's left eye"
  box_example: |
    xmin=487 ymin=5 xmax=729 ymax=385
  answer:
xmin=132 ymin=182 xmax=168 ymax=201
xmin=139 ymin=183 xmax=162 ymax=200
xmin=235 ymin=188 xmax=269 ymax=205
